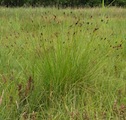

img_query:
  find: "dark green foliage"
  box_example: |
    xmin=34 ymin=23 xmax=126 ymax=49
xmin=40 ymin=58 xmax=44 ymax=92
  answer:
xmin=0 ymin=0 xmax=125 ymax=7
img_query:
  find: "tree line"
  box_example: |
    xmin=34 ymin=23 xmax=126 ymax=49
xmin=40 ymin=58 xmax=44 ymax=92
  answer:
xmin=0 ymin=0 xmax=126 ymax=7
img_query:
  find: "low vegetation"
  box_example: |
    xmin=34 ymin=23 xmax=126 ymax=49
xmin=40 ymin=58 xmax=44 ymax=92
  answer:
xmin=0 ymin=7 xmax=126 ymax=119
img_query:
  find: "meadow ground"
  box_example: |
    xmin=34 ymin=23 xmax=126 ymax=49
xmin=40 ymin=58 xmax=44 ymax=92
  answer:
xmin=0 ymin=7 xmax=126 ymax=119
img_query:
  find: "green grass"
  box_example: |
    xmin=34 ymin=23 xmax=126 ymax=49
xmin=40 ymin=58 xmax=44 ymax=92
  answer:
xmin=0 ymin=7 xmax=126 ymax=119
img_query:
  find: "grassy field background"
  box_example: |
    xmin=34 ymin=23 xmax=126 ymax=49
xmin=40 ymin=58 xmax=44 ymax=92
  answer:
xmin=0 ymin=7 xmax=126 ymax=119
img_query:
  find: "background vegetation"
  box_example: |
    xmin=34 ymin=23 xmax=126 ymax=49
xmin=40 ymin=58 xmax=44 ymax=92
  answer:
xmin=0 ymin=0 xmax=126 ymax=7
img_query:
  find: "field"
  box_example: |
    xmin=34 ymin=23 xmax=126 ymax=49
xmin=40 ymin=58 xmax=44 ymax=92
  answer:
xmin=0 ymin=7 xmax=126 ymax=119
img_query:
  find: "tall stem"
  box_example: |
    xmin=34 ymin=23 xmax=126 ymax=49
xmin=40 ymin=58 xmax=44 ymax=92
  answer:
xmin=102 ymin=0 xmax=104 ymax=8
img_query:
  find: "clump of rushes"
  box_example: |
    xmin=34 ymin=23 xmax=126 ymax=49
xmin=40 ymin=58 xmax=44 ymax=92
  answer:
xmin=0 ymin=7 xmax=126 ymax=119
